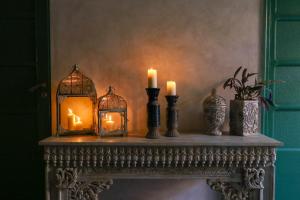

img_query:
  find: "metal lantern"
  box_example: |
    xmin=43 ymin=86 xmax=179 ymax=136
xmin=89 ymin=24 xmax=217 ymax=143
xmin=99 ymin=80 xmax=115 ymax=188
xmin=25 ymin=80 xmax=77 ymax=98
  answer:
xmin=56 ymin=64 xmax=97 ymax=136
xmin=98 ymin=86 xmax=127 ymax=136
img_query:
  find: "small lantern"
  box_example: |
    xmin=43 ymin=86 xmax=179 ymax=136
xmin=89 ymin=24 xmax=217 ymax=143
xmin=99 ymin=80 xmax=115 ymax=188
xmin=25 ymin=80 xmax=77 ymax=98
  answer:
xmin=56 ymin=64 xmax=97 ymax=136
xmin=98 ymin=86 xmax=127 ymax=136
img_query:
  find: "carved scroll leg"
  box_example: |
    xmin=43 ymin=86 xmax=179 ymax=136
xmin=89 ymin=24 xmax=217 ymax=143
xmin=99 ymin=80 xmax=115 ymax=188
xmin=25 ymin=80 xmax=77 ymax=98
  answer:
xmin=56 ymin=168 xmax=78 ymax=200
xmin=207 ymin=168 xmax=266 ymax=200
xmin=207 ymin=179 xmax=249 ymax=200
xmin=45 ymin=165 xmax=51 ymax=200
xmin=68 ymin=179 xmax=113 ymax=200
xmin=55 ymin=168 xmax=113 ymax=200
xmin=263 ymin=166 xmax=275 ymax=200
xmin=244 ymin=168 xmax=265 ymax=200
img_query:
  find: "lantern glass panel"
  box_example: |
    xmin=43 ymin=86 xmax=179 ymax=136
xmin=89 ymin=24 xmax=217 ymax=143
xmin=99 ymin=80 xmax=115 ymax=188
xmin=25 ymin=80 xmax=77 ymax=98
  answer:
xmin=60 ymin=97 xmax=93 ymax=131
xmin=100 ymin=112 xmax=124 ymax=133
xmin=98 ymin=86 xmax=127 ymax=136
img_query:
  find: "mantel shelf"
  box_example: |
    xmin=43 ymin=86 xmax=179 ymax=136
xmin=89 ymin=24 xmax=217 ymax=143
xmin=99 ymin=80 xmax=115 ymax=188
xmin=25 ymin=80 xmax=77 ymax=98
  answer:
xmin=39 ymin=133 xmax=282 ymax=147
xmin=40 ymin=133 xmax=282 ymax=200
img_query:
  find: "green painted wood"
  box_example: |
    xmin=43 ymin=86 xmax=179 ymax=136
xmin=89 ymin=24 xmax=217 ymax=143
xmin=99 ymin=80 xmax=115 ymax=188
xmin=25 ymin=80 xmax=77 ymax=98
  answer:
xmin=276 ymin=0 xmax=300 ymax=16
xmin=0 ymin=0 xmax=50 ymax=199
xmin=276 ymin=21 xmax=300 ymax=61
xmin=263 ymin=0 xmax=300 ymax=199
xmin=274 ymin=67 xmax=300 ymax=105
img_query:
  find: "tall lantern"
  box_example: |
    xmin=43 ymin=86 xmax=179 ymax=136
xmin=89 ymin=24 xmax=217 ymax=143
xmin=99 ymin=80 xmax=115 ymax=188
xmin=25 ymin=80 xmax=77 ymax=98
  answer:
xmin=56 ymin=64 xmax=97 ymax=136
xmin=98 ymin=86 xmax=128 ymax=136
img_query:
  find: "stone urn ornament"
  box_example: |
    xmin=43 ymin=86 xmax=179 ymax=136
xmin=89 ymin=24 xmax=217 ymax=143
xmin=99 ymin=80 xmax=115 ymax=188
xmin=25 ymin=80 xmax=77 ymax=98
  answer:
xmin=223 ymin=66 xmax=277 ymax=136
xmin=203 ymin=88 xmax=226 ymax=136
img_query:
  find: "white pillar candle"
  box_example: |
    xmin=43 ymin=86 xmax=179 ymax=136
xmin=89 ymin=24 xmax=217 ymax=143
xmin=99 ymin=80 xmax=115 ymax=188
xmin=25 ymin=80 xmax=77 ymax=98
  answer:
xmin=74 ymin=116 xmax=83 ymax=130
xmin=105 ymin=115 xmax=115 ymax=131
xmin=67 ymin=108 xmax=74 ymax=130
xmin=167 ymin=81 xmax=176 ymax=96
xmin=147 ymin=68 xmax=157 ymax=88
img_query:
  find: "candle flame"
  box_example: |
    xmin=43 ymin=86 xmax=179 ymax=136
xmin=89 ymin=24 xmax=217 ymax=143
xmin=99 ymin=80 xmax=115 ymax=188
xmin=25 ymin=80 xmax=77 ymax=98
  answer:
xmin=74 ymin=116 xmax=82 ymax=125
xmin=68 ymin=108 xmax=73 ymax=116
xmin=68 ymin=108 xmax=82 ymax=125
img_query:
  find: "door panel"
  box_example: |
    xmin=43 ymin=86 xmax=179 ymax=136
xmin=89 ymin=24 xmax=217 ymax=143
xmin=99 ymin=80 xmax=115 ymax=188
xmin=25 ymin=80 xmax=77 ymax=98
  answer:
xmin=276 ymin=21 xmax=300 ymax=61
xmin=276 ymin=151 xmax=300 ymax=200
xmin=0 ymin=0 xmax=50 ymax=199
xmin=274 ymin=67 xmax=300 ymax=105
xmin=0 ymin=1 xmax=34 ymax=19
xmin=276 ymin=0 xmax=300 ymax=15
xmin=0 ymin=21 xmax=35 ymax=65
xmin=264 ymin=0 xmax=300 ymax=199
xmin=272 ymin=111 xmax=300 ymax=148
xmin=0 ymin=67 xmax=37 ymax=114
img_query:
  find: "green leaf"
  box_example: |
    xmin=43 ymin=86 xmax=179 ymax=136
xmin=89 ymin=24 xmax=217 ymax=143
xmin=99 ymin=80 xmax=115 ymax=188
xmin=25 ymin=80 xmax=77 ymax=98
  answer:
xmin=250 ymin=86 xmax=263 ymax=91
xmin=223 ymin=79 xmax=232 ymax=89
xmin=247 ymin=73 xmax=258 ymax=78
xmin=242 ymin=68 xmax=247 ymax=83
xmin=234 ymin=66 xmax=242 ymax=78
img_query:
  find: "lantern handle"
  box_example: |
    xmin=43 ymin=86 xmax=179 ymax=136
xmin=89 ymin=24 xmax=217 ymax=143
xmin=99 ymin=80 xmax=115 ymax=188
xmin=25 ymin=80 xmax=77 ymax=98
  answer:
xmin=107 ymin=86 xmax=115 ymax=94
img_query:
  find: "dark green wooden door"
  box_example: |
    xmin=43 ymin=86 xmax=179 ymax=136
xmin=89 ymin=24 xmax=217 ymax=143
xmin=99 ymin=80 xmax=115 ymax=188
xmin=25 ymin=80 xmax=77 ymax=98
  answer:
xmin=263 ymin=0 xmax=300 ymax=199
xmin=0 ymin=0 xmax=50 ymax=199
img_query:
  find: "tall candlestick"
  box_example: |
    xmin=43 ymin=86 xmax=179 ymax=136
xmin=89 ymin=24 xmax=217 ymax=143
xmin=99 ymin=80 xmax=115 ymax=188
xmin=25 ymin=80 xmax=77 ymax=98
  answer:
xmin=167 ymin=81 xmax=176 ymax=96
xmin=145 ymin=88 xmax=161 ymax=139
xmin=148 ymin=68 xmax=157 ymax=88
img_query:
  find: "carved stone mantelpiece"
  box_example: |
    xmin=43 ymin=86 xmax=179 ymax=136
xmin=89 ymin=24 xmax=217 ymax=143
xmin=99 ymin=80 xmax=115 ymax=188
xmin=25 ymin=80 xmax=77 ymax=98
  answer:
xmin=39 ymin=134 xmax=282 ymax=200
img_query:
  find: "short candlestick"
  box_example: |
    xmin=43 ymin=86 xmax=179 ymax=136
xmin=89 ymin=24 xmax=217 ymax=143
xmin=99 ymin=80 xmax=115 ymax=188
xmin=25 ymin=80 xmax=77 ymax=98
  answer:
xmin=165 ymin=95 xmax=180 ymax=137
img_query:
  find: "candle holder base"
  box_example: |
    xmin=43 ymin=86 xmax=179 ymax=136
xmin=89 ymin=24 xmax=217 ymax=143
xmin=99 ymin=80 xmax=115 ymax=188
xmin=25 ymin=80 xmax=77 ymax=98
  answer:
xmin=165 ymin=129 xmax=180 ymax=137
xmin=146 ymin=127 xmax=161 ymax=139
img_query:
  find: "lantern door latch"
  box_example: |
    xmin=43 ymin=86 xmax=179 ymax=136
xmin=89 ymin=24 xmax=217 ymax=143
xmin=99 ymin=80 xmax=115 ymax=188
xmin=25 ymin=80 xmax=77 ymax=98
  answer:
xmin=29 ymin=82 xmax=48 ymax=97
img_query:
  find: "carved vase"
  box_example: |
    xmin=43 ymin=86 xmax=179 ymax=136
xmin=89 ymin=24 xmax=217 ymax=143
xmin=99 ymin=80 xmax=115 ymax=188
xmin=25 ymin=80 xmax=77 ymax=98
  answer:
xmin=203 ymin=89 xmax=226 ymax=136
xmin=229 ymin=100 xmax=258 ymax=136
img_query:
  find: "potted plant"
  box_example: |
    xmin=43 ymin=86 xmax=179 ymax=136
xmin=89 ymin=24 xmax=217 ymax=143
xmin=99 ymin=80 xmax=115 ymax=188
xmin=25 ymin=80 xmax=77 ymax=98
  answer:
xmin=223 ymin=66 xmax=274 ymax=136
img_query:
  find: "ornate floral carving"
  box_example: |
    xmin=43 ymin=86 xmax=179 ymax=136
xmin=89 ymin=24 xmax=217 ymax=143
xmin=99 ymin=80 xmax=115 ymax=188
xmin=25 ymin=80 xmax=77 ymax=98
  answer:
xmin=230 ymin=100 xmax=258 ymax=136
xmin=203 ymin=90 xmax=226 ymax=136
xmin=56 ymin=168 xmax=78 ymax=189
xmin=44 ymin=146 xmax=276 ymax=169
xmin=69 ymin=179 xmax=113 ymax=200
xmin=244 ymin=168 xmax=265 ymax=189
xmin=207 ymin=180 xmax=249 ymax=200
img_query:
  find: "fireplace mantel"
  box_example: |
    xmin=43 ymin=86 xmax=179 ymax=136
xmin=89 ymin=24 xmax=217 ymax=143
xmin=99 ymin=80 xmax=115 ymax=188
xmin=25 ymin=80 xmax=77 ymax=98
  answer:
xmin=39 ymin=134 xmax=282 ymax=200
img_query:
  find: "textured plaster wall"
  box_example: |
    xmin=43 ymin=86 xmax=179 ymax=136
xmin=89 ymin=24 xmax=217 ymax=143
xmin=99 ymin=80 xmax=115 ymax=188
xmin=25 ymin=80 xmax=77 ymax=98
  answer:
xmin=51 ymin=0 xmax=263 ymax=199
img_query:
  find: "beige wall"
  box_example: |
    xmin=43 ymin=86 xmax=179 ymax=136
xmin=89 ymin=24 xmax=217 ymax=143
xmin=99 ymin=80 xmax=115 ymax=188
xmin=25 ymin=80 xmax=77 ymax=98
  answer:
xmin=51 ymin=0 xmax=263 ymax=199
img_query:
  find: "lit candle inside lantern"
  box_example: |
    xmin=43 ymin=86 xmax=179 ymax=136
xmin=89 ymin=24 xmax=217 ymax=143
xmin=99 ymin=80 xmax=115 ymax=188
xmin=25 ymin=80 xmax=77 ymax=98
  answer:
xmin=167 ymin=81 xmax=176 ymax=95
xmin=74 ymin=116 xmax=83 ymax=130
xmin=67 ymin=108 xmax=83 ymax=130
xmin=147 ymin=68 xmax=157 ymax=88
xmin=105 ymin=115 xmax=115 ymax=131
xmin=67 ymin=108 xmax=75 ymax=130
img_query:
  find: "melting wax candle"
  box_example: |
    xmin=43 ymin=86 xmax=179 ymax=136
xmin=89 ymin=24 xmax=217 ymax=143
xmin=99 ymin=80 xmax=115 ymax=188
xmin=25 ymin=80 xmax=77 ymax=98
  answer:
xmin=147 ymin=68 xmax=157 ymax=88
xmin=167 ymin=81 xmax=176 ymax=96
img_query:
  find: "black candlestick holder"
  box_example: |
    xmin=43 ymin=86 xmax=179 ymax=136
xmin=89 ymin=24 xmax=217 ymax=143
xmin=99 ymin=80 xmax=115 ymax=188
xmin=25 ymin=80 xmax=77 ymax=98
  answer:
xmin=165 ymin=95 xmax=180 ymax=137
xmin=145 ymin=88 xmax=161 ymax=139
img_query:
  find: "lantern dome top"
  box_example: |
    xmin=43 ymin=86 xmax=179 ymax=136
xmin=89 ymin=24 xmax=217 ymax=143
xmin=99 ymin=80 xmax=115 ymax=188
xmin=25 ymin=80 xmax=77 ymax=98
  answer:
xmin=98 ymin=86 xmax=127 ymax=110
xmin=57 ymin=64 xmax=96 ymax=97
